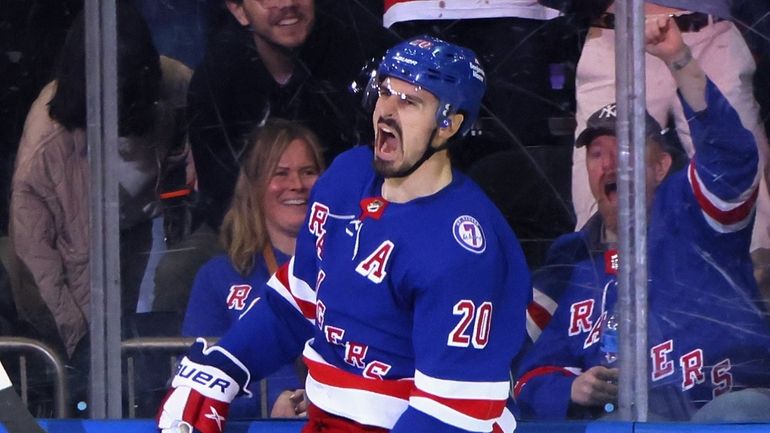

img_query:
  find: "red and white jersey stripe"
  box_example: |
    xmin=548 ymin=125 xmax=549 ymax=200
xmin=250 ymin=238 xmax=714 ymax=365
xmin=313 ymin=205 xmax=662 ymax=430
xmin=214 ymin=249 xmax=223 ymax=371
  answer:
xmin=526 ymin=288 xmax=558 ymax=340
xmin=304 ymin=342 xmax=412 ymax=428
xmin=688 ymin=160 xmax=759 ymax=233
xmin=303 ymin=342 xmax=514 ymax=432
xmin=513 ymin=365 xmax=581 ymax=398
xmin=266 ymin=258 xmax=317 ymax=323
xmin=411 ymin=370 xmax=510 ymax=432
xmin=383 ymin=0 xmax=559 ymax=28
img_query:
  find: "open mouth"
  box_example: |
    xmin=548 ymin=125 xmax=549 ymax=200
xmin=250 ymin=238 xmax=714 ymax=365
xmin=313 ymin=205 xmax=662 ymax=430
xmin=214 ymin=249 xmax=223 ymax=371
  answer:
xmin=375 ymin=122 xmax=401 ymax=162
xmin=604 ymin=181 xmax=617 ymax=196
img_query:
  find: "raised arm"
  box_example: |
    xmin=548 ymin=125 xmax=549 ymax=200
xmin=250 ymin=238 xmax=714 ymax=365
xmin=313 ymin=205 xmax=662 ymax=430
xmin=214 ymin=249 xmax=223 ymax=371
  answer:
xmin=646 ymin=16 xmax=758 ymax=229
xmin=644 ymin=15 xmax=706 ymax=111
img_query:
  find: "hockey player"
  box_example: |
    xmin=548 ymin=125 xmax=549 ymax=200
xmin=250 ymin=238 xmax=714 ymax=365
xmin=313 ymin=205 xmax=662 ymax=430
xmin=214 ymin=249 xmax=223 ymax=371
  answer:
xmin=515 ymin=17 xmax=770 ymax=420
xmin=156 ymin=36 xmax=531 ymax=433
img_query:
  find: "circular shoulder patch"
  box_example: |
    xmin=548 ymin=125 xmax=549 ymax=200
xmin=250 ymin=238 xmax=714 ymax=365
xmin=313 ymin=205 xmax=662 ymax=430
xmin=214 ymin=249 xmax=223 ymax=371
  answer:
xmin=452 ymin=215 xmax=486 ymax=254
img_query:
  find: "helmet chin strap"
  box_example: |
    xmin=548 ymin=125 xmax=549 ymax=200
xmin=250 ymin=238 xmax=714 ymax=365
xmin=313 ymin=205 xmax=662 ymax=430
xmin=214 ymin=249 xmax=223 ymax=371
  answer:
xmin=384 ymin=128 xmax=448 ymax=179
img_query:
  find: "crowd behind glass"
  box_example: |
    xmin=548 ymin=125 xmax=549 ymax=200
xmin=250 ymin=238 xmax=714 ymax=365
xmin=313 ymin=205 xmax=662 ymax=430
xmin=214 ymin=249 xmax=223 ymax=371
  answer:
xmin=1 ymin=0 xmax=770 ymax=425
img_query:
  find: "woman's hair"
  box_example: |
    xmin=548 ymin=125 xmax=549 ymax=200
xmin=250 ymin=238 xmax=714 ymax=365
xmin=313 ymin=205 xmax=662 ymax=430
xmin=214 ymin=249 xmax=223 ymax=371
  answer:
xmin=220 ymin=118 xmax=325 ymax=275
xmin=48 ymin=1 xmax=161 ymax=136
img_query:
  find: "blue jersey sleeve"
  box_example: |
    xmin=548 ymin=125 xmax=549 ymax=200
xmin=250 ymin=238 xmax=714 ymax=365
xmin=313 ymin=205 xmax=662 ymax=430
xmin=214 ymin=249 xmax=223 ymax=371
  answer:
xmin=182 ymin=258 xmax=231 ymax=337
xmin=687 ymin=79 xmax=758 ymax=199
xmin=212 ymin=279 xmax=314 ymax=385
xmin=685 ymin=78 xmax=759 ymax=231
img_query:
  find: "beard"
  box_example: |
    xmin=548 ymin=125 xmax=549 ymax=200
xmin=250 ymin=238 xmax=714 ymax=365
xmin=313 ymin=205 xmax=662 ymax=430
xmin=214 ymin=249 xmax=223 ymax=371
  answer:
xmin=373 ymin=157 xmax=413 ymax=178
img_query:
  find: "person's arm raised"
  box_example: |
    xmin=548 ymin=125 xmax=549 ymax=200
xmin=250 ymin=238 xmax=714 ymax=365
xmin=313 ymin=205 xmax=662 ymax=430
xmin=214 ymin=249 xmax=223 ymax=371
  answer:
xmin=645 ymin=15 xmax=707 ymax=111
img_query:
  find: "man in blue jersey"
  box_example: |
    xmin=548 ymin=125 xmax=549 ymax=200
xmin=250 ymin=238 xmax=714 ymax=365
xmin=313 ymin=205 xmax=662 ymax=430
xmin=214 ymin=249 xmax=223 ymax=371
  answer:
xmin=156 ymin=35 xmax=532 ymax=433
xmin=515 ymin=16 xmax=770 ymax=420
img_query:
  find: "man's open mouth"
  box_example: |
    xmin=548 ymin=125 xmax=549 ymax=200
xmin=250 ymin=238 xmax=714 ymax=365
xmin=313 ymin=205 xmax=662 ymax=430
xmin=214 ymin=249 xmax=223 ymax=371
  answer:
xmin=375 ymin=121 xmax=401 ymax=161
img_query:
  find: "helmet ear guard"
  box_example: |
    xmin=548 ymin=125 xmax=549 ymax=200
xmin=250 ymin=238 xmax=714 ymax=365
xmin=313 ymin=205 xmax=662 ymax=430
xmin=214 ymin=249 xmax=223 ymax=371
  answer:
xmin=438 ymin=103 xmax=453 ymax=129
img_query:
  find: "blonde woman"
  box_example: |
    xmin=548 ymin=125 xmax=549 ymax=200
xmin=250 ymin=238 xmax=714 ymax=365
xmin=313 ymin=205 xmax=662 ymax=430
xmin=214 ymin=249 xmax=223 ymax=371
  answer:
xmin=182 ymin=118 xmax=324 ymax=418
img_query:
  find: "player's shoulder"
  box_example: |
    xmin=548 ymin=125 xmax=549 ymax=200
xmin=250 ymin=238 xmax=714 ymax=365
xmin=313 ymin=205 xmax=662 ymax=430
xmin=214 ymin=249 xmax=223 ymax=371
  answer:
xmin=312 ymin=145 xmax=373 ymax=196
xmin=325 ymin=145 xmax=373 ymax=175
xmin=443 ymin=171 xmax=516 ymax=233
xmin=414 ymin=172 xmax=523 ymax=265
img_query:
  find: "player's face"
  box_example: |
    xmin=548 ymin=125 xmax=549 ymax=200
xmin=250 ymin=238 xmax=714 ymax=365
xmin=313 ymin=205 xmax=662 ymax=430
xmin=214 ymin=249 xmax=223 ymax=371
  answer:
xmin=372 ymin=77 xmax=440 ymax=177
xmin=228 ymin=0 xmax=314 ymax=49
xmin=263 ymin=138 xmax=320 ymax=239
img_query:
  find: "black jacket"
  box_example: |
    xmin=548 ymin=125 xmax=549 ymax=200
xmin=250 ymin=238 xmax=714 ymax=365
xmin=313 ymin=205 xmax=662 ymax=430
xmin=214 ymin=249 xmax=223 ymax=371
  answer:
xmin=187 ymin=9 xmax=385 ymax=229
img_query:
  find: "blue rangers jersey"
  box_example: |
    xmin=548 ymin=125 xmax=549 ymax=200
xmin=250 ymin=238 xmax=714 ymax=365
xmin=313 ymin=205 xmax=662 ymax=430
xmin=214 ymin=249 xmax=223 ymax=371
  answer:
xmin=515 ymin=82 xmax=770 ymax=419
xmin=183 ymin=251 xmax=289 ymax=337
xmin=191 ymin=145 xmax=531 ymax=433
xmin=182 ymin=251 xmax=302 ymax=418
xmin=515 ymin=80 xmax=770 ymax=420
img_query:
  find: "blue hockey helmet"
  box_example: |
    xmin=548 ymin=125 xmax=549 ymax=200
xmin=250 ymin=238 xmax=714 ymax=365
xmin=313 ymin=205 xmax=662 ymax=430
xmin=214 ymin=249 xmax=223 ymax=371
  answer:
xmin=375 ymin=35 xmax=486 ymax=137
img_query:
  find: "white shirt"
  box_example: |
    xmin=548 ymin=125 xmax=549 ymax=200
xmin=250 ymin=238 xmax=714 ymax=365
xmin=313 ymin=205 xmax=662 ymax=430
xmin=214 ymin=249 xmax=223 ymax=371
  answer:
xmin=383 ymin=0 xmax=560 ymax=28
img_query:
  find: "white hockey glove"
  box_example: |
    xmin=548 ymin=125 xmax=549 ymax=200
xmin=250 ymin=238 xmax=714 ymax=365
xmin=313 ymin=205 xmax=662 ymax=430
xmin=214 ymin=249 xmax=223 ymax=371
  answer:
xmin=157 ymin=340 xmax=250 ymax=433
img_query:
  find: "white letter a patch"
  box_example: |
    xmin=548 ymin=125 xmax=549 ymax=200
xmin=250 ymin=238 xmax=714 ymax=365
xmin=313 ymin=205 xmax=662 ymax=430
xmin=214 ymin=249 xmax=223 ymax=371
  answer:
xmin=355 ymin=241 xmax=394 ymax=283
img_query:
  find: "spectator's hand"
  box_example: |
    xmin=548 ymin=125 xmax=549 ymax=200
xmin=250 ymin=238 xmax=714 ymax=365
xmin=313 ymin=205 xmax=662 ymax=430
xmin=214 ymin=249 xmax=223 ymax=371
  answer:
xmin=644 ymin=14 xmax=686 ymax=64
xmin=570 ymin=366 xmax=619 ymax=407
xmin=270 ymin=389 xmax=307 ymax=418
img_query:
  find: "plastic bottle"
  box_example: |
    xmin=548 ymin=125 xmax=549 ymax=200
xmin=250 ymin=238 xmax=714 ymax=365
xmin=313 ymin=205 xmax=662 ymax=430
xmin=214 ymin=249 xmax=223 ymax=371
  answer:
xmin=600 ymin=311 xmax=619 ymax=414
xmin=600 ymin=312 xmax=619 ymax=365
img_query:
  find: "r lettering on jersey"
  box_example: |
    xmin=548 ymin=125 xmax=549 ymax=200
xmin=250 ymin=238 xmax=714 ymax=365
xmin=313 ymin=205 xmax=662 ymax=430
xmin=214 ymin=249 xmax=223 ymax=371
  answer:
xmin=308 ymin=202 xmax=329 ymax=236
xmin=711 ymin=358 xmax=733 ymax=398
xmin=355 ymin=241 xmax=395 ymax=284
xmin=650 ymin=340 xmax=675 ymax=382
xmin=309 ymin=202 xmax=329 ymax=259
xmin=568 ymin=300 xmax=594 ymax=336
xmin=324 ymin=325 xmax=345 ymax=346
xmin=344 ymin=342 xmax=368 ymax=369
xmin=226 ymin=285 xmax=252 ymax=310
xmin=363 ymin=361 xmax=392 ymax=379
xmin=680 ymin=348 xmax=705 ymax=390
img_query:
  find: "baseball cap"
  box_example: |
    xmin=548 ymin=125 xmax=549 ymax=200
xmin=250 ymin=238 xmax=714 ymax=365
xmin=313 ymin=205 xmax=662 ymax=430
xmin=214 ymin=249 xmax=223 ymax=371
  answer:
xmin=575 ymin=103 xmax=664 ymax=148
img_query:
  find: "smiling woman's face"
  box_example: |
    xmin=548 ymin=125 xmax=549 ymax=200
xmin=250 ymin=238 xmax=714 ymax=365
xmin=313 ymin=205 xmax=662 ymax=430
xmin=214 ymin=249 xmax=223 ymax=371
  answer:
xmin=263 ymin=138 xmax=320 ymax=239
